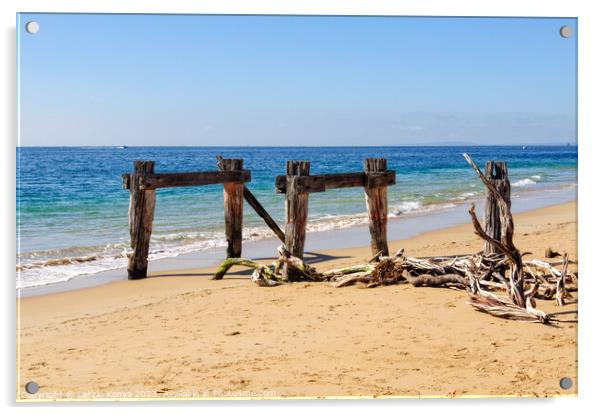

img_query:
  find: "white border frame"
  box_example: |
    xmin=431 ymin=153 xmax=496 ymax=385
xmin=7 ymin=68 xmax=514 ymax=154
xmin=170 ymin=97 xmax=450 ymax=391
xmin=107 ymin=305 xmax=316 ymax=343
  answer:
xmin=3 ymin=1 xmax=600 ymax=413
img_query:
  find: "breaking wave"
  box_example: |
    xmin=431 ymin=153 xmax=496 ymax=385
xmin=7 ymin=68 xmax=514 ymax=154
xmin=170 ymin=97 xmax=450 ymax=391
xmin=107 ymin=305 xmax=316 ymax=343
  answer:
xmin=512 ymin=178 xmax=537 ymax=187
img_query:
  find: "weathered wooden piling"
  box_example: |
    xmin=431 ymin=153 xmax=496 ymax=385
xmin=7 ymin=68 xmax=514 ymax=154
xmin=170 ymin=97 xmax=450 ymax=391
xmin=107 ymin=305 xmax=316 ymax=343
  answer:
xmin=283 ymin=161 xmax=310 ymax=281
xmin=483 ymin=161 xmax=511 ymax=254
xmin=222 ymin=159 xmax=244 ymax=258
xmin=364 ymin=158 xmax=390 ymax=257
xmin=127 ymin=161 xmax=156 ymax=279
xmin=216 ymin=155 xmax=285 ymax=244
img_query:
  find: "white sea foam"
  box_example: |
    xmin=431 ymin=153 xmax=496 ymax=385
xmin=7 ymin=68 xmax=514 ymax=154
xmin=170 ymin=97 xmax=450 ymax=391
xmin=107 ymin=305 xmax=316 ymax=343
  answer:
xmin=455 ymin=191 xmax=477 ymax=201
xmin=512 ymin=178 xmax=537 ymax=187
xmin=389 ymin=200 xmax=456 ymax=218
xmin=391 ymin=200 xmax=422 ymax=215
xmin=17 ymin=255 xmax=128 ymax=289
xmin=531 ymin=175 xmax=542 ymax=181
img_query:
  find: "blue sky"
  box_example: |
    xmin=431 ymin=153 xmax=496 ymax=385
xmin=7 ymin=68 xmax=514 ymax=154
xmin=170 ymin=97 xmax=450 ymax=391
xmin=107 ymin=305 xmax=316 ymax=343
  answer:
xmin=18 ymin=14 xmax=577 ymax=146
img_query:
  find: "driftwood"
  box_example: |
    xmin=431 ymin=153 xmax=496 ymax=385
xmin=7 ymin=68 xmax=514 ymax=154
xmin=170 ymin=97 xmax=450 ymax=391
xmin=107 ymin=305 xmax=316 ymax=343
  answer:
xmin=213 ymin=258 xmax=278 ymax=281
xmin=332 ymin=272 xmax=374 ymax=288
xmin=556 ymin=253 xmax=569 ymax=306
xmin=463 ymin=153 xmax=526 ymax=307
xmin=405 ymin=273 xmax=467 ymax=288
xmin=212 ymin=153 xmax=576 ymax=325
xmin=213 ymin=245 xmax=364 ymax=286
xmin=214 ymin=242 xmax=575 ymax=324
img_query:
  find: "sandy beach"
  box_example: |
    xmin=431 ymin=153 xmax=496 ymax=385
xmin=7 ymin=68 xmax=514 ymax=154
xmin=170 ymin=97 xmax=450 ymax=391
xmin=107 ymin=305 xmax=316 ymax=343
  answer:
xmin=17 ymin=201 xmax=577 ymax=400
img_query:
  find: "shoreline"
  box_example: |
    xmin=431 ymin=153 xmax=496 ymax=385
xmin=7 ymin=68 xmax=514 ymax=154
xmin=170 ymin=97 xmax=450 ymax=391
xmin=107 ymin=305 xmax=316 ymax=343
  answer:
xmin=18 ymin=200 xmax=578 ymax=399
xmin=19 ymin=185 xmax=576 ymax=298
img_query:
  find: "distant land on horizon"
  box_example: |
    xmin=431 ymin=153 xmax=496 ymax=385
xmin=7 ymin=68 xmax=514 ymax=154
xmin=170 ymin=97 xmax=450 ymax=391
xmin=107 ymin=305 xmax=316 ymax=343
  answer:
xmin=18 ymin=141 xmax=577 ymax=148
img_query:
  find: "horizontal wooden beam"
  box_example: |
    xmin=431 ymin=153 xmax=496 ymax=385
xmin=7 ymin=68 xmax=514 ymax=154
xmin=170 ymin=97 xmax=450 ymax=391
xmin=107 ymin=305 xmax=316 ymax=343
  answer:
xmin=275 ymin=171 xmax=395 ymax=193
xmin=123 ymin=170 xmax=251 ymax=190
xmin=365 ymin=171 xmax=396 ymax=189
xmin=287 ymin=175 xmax=326 ymax=193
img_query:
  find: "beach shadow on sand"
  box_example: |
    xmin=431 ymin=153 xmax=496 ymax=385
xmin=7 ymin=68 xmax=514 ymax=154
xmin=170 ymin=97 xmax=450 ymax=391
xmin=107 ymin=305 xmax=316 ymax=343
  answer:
xmin=252 ymin=251 xmax=353 ymax=265
xmin=149 ymin=251 xmax=351 ymax=279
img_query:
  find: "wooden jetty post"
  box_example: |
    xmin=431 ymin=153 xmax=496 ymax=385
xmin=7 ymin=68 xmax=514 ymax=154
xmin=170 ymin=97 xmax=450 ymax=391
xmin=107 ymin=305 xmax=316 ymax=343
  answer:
xmin=364 ymin=158 xmax=390 ymax=257
xmin=217 ymin=155 xmax=285 ymax=243
xmin=127 ymin=160 xmax=156 ymax=279
xmin=283 ymin=161 xmax=310 ymax=281
xmin=483 ymin=161 xmax=511 ymax=254
xmin=222 ymin=159 xmax=244 ymax=258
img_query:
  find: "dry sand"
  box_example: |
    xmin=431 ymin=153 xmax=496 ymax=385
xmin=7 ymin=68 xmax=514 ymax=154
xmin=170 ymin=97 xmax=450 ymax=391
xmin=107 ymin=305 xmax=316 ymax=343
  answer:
xmin=17 ymin=202 xmax=578 ymax=400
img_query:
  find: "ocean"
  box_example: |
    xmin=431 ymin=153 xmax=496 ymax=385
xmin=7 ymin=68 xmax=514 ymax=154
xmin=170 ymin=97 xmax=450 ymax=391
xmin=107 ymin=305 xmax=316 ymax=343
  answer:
xmin=16 ymin=146 xmax=577 ymax=289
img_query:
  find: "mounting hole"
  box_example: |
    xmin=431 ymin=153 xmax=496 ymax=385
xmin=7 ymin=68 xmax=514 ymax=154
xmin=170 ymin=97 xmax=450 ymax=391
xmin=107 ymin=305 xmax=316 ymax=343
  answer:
xmin=559 ymin=25 xmax=572 ymax=38
xmin=25 ymin=21 xmax=39 ymax=34
xmin=25 ymin=381 xmax=39 ymax=394
xmin=559 ymin=377 xmax=573 ymax=390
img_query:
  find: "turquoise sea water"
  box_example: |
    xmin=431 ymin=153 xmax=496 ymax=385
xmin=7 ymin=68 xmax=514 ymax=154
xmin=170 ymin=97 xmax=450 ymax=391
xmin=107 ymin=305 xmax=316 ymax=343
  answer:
xmin=16 ymin=146 xmax=577 ymax=288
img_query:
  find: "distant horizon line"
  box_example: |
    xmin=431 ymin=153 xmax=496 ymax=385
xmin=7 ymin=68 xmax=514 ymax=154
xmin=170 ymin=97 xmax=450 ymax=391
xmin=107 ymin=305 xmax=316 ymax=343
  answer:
xmin=17 ymin=143 xmax=577 ymax=148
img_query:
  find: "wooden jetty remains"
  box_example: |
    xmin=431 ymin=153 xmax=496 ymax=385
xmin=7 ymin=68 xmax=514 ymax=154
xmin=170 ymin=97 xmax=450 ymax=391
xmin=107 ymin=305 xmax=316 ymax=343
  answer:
xmin=275 ymin=158 xmax=396 ymax=280
xmin=122 ymin=155 xmax=516 ymax=284
xmin=122 ymin=158 xmax=284 ymax=279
